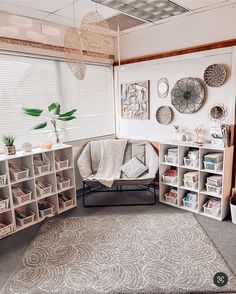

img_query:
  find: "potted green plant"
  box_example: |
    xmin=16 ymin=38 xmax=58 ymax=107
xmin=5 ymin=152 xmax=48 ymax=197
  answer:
xmin=230 ymin=188 xmax=236 ymax=224
xmin=23 ymin=102 xmax=77 ymax=145
xmin=2 ymin=135 xmax=16 ymax=155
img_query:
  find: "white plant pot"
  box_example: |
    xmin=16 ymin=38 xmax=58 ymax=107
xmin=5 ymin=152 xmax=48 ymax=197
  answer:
xmin=230 ymin=203 xmax=236 ymax=224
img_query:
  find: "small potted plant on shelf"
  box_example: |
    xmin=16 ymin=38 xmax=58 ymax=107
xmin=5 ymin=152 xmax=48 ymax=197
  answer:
xmin=2 ymin=135 xmax=16 ymax=155
xmin=230 ymin=188 xmax=236 ymax=224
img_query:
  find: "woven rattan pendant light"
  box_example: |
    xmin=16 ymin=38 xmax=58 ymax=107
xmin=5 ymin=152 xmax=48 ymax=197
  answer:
xmin=64 ymin=1 xmax=86 ymax=80
xmin=80 ymin=9 xmax=114 ymax=58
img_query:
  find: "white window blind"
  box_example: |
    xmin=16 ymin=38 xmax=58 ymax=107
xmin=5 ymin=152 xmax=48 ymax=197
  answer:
xmin=0 ymin=53 xmax=114 ymax=149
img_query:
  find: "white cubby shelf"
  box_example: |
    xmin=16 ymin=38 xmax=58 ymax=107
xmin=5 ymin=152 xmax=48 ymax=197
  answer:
xmin=0 ymin=144 xmax=77 ymax=239
xmin=159 ymin=142 xmax=234 ymax=221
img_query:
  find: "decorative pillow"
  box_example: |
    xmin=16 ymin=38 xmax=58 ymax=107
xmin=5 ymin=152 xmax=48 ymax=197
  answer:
xmin=120 ymin=156 xmax=148 ymax=179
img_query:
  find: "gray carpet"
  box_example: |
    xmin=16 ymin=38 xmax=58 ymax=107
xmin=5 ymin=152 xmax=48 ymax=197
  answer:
xmin=0 ymin=189 xmax=236 ymax=293
xmin=2 ymin=213 xmax=236 ymax=294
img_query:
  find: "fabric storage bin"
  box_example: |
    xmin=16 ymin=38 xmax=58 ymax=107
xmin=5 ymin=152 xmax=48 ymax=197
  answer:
xmin=203 ymin=201 xmax=221 ymax=217
xmin=203 ymin=161 xmax=223 ymax=172
xmin=55 ymin=159 xmax=69 ymax=170
xmin=58 ymin=194 xmax=74 ymax=209
xmin=162 ymin=175 xmax=177 ymax=185
xmin=165 ymin=193 xmax=178 ymax=205
xmin=0 ymin=223 xmax=13 ymax=238
xmin=164 ymin=155 xmax=178 ymax=165
xmin=0 ymin=198 xmax=9 ymax=212
xmin=36 ymin=182 xmax=53 ymax=197
xmin=15 ymin=210 xmax=35 ymax=226
xmin=206 ymin=184 xmax=222 ymax=196
xmin=184 ymin=171 xmax=198 ymax=182
xmin=183 ymin=180 xmax=198 ymax=190
xmin=182 ymin=198 xmax=198 ymax=210
xmin=0 ymin=174 xmax=7 ymax=186
xmin=13 ymin=189 xmax=32 ymax=205
xmin=10 ymin=167 xmax=29 ymax=182
xmin=183 ymin=157 xmax=199 ymax=168
xmin=38 ymin=202 xmax=54 ymax=218
xmin=57 ymin=178 xmax=71 ymax=191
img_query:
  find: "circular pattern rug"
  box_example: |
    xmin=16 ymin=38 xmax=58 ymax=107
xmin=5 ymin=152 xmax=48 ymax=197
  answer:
xmin=2 ymin=214 xmax=236 ymax=293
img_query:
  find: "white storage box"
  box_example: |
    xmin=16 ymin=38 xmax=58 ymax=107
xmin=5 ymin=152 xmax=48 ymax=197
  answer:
xmin=183 ymin=180 xmax=198 ymax=190
xmin=0 ymin=174 xmax=7 ymax=187
xmin=165 ymin=193 xmax=178 ymax=205
xmin=206 ymin=184 xmax=222 ymax=196
xmin=59 ymin=195 xmax=74 ymax=209
xmin=183 ymin=157 xmax=199 ymax=168
xmin=13 ymin=189 xmax=32 ymax=205
xmin=203 ymin=201 xmax=221 ymax=217
xmin=56 ymin=159 xmax=69 ymax=170
xmin=10 ymin=168 xmax=29 ymax=182
xmin=57 ymin=178 xmax=71 ymax=191
xmin=15 ymin=210 xmax=35 ymax=226
xmin=184 ymin=171 xmax=198 ymax=182
xmin=203 ymin=161 xmax=223 ymax=172
xmin=38 ymin=202 xmax=54 ymax=218
xmin=0 ymin=198 xmax=9 ymax=212
xmin=0 ymin=223 xmax=13 ymax=239
xmin=206 ymin=176 xmax=222 ymax=187
xmin=162 ymin=175 xmax=177 ymax=185
xmin=204 ymin=153 xmax=223 ymax=164
xmin=182 ymin=198 xmax=198 ymax=210
xmin=35 ymin=163 xmax=51 ymax=175
xmin=36 ymin=183 xmax=53 ymax=197
xmin=164 ymin=155 xmax=178 ymax=165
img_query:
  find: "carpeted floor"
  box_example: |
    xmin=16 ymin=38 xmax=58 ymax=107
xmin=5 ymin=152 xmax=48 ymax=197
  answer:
xmin=0 ymin=189 xmax=236 ymax=293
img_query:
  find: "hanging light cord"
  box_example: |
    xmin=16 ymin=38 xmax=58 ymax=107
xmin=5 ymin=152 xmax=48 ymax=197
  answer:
xmin=73 ymin=0 xmax=76 ymax=28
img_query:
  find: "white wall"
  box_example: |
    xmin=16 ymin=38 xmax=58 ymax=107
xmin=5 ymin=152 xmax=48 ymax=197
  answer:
xmin=115 ymin=47 xmax=236 ymax=143
xmin=116 ymin=4 xmax=236 ymax=61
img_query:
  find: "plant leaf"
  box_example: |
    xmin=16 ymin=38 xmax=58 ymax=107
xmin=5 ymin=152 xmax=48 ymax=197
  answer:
xmin=48 ymin=102 xmax=60 ymax=113
xmin=59 ymin=109 xmax=77 ymax=118
xmin=33 ymin=121 xmax=47 ymax=129
xmin=23 ymin=108 xmax=43 ymax=117
xmin=58 ymin=116 xmax=76 ymax=121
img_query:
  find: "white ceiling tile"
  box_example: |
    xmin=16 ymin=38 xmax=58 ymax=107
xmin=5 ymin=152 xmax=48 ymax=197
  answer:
xmin=173 ymin=0 xmax=229 ymax=10
xmin=56 ymin=0 xmax=118 ymax=22
xmin=2 ymin=0 xmax=73 ymax=13
xmin=0 ymin=1 xmax=49 ymax=19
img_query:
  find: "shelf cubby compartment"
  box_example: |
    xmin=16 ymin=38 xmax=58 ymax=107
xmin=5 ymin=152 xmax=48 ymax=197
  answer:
xmin=58 ymin=188 xmax=76 ymax=212
xmin=0 ymin=187 xmax=10 ymax=213
xmin=56 ymin=168 xmax=74 ymax=192
xmin=15 ymin=202 xmax=38 ymax=229
xmin=179 ymin=189 xmax=198 ymax=212
xmin=12 ymin=179 xmax=36 ymax=207
xmin=36 ymin=174 xmax=56 ymax=199
xmin=54 ymin=147 xmax=72 ymax=171
xmin=179 ymin=167 xmax=199 ymax=192
xmin=8 ymin=155 xmax=33 ymax=183
xmin=33 ymin=151 xmax=54 ymax=176
xmin=0 ymin=160 xmax=8 ymax=187
xmin=0 ymin=211 xmax=14 ymax=239
xmin=159 ymin=144 xmax=178 ymax=166
xmin=200 ymin=149 xmax=224 ymax=174
xmin=179 ymin=145 xmax=200 ymax=168
xmin=199 ymin=194 xmax=221 ymax=219
xmin=38 ymin=195 xmax=57 ymax=219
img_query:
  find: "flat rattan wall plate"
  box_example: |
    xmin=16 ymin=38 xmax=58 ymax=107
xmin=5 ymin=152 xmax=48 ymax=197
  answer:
xmin=204 ymin=64 xmax=226 ymax=87
xmin=157 ymin=78 xmax=169 ymax=98
xmin=208 ymin=103 xmax=227 ymax=121
xmin=171 ymin=77 xmax=205 ymax=113
xmin=156 ymin=106 xmax=173 ymax=125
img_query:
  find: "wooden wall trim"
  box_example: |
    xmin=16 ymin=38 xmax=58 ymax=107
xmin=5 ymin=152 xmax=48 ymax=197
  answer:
xmin=114 ymin=38 xmax=236 ymax=66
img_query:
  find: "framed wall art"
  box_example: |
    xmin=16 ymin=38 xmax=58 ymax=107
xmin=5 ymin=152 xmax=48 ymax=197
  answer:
xmin=121 ymin=80 xmax=150 ymax=120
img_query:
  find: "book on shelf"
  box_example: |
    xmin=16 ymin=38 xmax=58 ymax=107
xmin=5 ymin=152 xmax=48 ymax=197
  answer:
xmin=209 ymin=123 xmax=232 ymax=147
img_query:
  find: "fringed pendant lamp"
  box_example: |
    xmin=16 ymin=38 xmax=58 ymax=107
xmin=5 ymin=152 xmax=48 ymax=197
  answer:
xmin=64 ymin=0 xmax=86 ymax=80
xmin=80 ymin=10 xmax=114 ymax=59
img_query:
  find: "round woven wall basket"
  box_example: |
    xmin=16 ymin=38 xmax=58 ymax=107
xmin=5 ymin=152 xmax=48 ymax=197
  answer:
xmin=156 ymin=106 xmax=173 ymax=125
xmin=204 ymin=64 xmax=226 ymax=87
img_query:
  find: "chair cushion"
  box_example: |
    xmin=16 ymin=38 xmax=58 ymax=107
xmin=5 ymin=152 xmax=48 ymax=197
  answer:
xmin=120 ymin=156 xmax=148 ymax=179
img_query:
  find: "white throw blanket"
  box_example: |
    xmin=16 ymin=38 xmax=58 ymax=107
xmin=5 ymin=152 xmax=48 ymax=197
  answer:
xmin=94 ymin=139 xmax=127 ymax=187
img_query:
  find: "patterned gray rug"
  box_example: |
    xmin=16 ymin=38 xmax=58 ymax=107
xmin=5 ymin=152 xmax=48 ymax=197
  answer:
xmin=2 ymin=213 xmax=236 ymax=294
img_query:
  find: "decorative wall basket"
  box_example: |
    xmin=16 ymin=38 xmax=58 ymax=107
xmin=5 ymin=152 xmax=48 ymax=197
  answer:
xmin=204 ymin=64 xmax=226 ymax=87
xmin=171 ymin=77 xmax=205 ymax=113
xmin=156 ymin=106 xmax=173 ymax=125
xmin=80 ymin=11 xmax=114 ymax=58
xmin=208 ymin=103 xmax=227 ymax=121
xmin=64 ymin=27 xmax=86 ymax=80
xmin=157 ymin=78 xmax=169 ymax=98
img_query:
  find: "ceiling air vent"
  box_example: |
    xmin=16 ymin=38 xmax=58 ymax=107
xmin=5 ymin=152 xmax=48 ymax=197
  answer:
xmin=92 ymin=0 xmax=189 ymax=23
xmin=106 ymin=13 xmax=146 ymax=31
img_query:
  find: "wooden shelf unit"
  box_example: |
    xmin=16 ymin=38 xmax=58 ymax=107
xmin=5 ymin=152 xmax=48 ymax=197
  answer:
xmin=0 ymin=144 xmax=77 ymax=239
xmin=159 ymin=142 xmax=234 ymax=221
